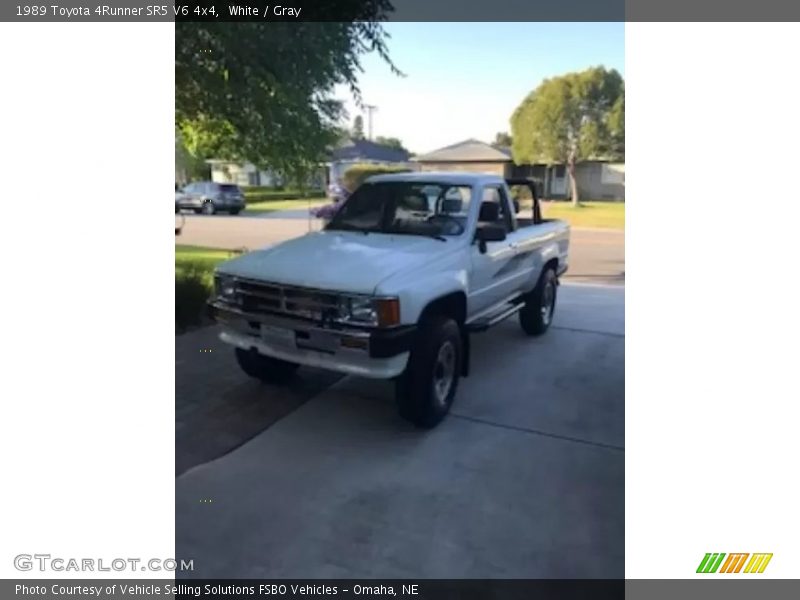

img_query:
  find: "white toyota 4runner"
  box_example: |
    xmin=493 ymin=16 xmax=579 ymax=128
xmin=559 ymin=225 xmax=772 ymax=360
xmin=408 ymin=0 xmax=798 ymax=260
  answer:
xmin=208 ymin=173 xmax=570 ymax=428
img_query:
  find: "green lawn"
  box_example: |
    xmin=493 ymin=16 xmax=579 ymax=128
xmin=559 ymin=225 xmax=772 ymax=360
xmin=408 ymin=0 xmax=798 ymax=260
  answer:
xmin=175 ymin=245 xmax=235 ymax=274
xmin=538 ymin=201 xmax=625 ymax=230
xmin=175 ymin=245 xmax=233 ymax=267
xmin=176 ymin=245 xmax=241 ymax=330
xmin=244 ymin=197 xmax=327 ymax=214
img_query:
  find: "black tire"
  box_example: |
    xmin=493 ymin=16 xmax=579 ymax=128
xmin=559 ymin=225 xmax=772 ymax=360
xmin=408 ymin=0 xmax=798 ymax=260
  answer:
xmin=235 ymin=348 xmax=299 ymax=384
xmin=519 ymin=267 xmax=557 ymax=336
xmin=201 ymin=200 xmax=215 ymax=215
xmin=396 ymin=316 xmax=462 ymax=429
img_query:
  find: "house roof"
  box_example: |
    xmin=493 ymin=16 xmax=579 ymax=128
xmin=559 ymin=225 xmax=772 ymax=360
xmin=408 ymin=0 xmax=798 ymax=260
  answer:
xmin=367 ymin=171 xmax=505 ymax=186
xmin=412 ymin=139 xmax=512 ymax=163
xmin=331 ymin=138 xmax=410 ymax=163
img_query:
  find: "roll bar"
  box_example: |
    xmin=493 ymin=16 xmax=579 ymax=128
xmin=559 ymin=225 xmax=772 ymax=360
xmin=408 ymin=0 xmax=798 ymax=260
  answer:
xmin=505 ymin=178 xmax=542 ymax=224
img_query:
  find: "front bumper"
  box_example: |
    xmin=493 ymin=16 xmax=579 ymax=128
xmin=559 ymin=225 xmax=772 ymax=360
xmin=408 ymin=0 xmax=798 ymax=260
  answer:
xmin=208 ymin=301 xmax=416 ymax=379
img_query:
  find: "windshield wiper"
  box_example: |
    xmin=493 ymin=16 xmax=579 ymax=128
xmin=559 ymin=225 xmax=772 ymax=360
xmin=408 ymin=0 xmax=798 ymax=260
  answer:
xmin=384 ymin=228 xmax=447 ymax=242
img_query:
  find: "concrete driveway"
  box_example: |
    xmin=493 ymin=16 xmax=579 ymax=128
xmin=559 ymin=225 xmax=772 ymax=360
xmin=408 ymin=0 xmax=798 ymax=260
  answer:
xmin=175 ymin=283 xmax=624 ymax=578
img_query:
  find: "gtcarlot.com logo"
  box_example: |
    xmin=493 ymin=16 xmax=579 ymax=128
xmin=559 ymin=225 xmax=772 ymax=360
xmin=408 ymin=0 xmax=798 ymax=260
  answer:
xmin=697 ymin=553 xmax=773 ymax=574
xmin=14 ymin=554 xmax=194 ymax=572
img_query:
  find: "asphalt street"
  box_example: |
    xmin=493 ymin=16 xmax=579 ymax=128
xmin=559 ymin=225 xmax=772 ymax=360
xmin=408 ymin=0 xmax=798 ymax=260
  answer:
xmin=175 ymin=283 xmax=624 ymax=578
xmin=176 ymin=211 xmax=625 ymax=285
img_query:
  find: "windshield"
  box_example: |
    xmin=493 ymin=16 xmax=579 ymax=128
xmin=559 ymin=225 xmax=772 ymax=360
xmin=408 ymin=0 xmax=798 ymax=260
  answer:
xmin=326 ymin=181 xmax=472 ymax=237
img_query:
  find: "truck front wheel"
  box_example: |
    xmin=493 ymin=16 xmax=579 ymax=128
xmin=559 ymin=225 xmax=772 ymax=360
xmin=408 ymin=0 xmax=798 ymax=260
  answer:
xmin=519 ymin=268 xmax=557 ymax=336
xmin=396 ymin=317 xmax=462 ymax=429
xmin=235 ymin=347 xmax=299 ymax=384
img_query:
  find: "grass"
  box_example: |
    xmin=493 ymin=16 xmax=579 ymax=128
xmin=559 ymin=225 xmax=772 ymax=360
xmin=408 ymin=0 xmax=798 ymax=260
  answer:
xmin=175 ymin=245 xmax=242 ymax=330
xmin=244 ymin=197 xmax=327 ymax=214
xmin=537 ymin=200 xmax=624 ymax=230
xmin=175 ymin=245 xmax=236 ymax=275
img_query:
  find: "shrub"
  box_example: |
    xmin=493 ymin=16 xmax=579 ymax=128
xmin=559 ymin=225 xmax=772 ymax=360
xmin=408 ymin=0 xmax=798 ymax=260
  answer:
xmin=342 ymin=163 xmax=411 ymax=192
xmin=243 ymin=188 xmax=325 ymax=203
xmin=176 ymin=261 xmax=213 ymax=330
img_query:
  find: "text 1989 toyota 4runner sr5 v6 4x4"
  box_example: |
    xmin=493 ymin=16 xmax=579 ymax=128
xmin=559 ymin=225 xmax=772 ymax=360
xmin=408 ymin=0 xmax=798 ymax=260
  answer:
xmin=208 ymin=173 xmax=569 ymax=428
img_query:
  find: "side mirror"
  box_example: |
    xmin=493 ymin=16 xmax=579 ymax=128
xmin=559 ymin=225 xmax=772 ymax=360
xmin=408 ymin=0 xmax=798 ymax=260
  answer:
xmin=475 ymin=224 xmax=506 ymax=253
xmin=513 ymin=199 xmax=520 ymax=214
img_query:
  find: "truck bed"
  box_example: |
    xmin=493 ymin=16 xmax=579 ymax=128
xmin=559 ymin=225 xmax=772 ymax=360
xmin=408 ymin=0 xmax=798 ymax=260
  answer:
xmin=515 ymin=217 xmax=561 ymax=228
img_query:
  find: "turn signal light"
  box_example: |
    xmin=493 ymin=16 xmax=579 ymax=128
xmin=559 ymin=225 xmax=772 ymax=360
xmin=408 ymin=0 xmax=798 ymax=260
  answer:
xmin=376 ymin=298 xmax=400 ymax=327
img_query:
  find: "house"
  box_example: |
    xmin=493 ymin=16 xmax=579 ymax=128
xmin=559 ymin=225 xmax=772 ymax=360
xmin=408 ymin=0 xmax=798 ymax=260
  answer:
xmin=413 ymin=138 xmax=624 ymax=200
xmin=511 ymin=161 xmax=625 ymax=201
xmin=205 ymin=138 xmax=413 ymax=189
xmin=327 ymin=138 xmax=414 ymax=184
xmin=206 ymin=160 xmax=326 ymax=189
xmin=412 ymin=139 xmax=513 ymax=178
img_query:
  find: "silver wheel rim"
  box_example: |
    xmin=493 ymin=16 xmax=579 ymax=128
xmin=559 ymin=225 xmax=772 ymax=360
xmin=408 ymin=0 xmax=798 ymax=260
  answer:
xmin=432 ymin=341 xmax=456 ymax=407
xmin=203 ymin=202 xmax=213 ymax=214
xmin=541 ymin=279 xmax=555 ymax=325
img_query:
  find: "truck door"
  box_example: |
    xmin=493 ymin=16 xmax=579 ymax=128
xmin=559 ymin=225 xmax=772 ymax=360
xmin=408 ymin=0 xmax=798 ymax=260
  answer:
xmin=468 ymin=184 xmax=519 ymax=316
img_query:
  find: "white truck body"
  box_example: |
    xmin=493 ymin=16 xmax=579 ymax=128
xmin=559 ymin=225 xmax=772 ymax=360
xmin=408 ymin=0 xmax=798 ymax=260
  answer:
xmin=209 ymin=172 xmax=569 ymax=424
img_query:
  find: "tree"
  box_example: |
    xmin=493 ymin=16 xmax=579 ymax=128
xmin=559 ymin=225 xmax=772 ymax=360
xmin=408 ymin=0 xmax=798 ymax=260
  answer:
xmin=493 ymin=132 xmax=512 ymax=147
xmin=352 ymin=115 xmax=365 ymax=140
xmin=510 ymin=66 xmax=624 ymax=205
xmin=175 ymin=134 xmax=210 ymax=184
xmin=375 ymin=136 xmax=407 ymax=152
xmin=176 ymin=11 xmax=399 ymax=182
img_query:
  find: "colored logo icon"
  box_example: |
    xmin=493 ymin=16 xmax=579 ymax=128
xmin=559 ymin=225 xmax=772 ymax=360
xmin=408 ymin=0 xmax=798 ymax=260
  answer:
xmin=697 ymin=553 xmax=772 ymax=574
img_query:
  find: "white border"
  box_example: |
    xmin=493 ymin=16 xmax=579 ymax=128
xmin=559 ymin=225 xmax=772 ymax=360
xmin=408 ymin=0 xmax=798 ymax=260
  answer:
xmin=0 ymin=23 xmax=175 ymax=578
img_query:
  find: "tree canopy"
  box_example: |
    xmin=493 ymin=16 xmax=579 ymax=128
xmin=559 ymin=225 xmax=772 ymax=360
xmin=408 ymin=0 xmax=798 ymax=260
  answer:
xmin=375 ymin=136 xmax=407 ymax=152
xmin=176 ymin=11 xmax=397 ymax=181
xmin=510 ymin=66 xmax=624 ymax=203
xmin=492 ymin=132 xmax=513 ymax=147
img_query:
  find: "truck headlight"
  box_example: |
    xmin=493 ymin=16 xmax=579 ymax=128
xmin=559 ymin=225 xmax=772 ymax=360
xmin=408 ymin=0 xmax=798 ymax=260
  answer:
xmin=339 ymin=296 xmax=400 ymax=327
xmin=347 ymin=297 xmax=377 ymax=324
xmin=214 ymin=274 xmax=237 ymax=301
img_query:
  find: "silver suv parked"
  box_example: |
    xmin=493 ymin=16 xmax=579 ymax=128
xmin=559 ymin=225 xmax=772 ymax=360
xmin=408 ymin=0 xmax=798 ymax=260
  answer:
xmin=175 ymin=181 xmax=245 ymax=215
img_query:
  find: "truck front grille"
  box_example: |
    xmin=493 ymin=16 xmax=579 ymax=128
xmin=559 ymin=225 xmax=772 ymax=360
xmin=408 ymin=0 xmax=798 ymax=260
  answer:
xmin=234 ymin=279 xmax=342 ymax=322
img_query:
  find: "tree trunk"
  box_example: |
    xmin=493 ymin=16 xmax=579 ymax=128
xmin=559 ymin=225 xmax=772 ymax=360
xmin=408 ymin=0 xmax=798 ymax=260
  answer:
xmin=567 ymin=156 xmax=580 ymax=207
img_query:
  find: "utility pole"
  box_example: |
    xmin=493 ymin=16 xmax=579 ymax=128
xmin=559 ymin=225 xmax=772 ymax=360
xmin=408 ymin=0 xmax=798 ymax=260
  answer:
xmin=364 ymin=104 xmax=377 ymax=140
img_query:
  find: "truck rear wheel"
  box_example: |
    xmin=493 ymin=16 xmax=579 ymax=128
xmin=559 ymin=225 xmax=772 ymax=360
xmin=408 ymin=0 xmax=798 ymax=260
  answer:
xmin=235 ymin=347 xmax=299 ymax=384
xmin=396 ymin=316 xmax=462 ymax=429
xmin=519 ymin=268 xmax=557 ymax=336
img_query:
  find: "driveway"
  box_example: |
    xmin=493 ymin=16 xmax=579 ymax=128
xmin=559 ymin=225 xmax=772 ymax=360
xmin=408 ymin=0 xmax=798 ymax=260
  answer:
xmin=175 ymin=283 xmax=624 ymax=578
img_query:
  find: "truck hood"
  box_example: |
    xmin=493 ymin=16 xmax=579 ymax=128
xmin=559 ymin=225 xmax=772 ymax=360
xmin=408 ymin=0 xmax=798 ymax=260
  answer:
xmin=217 ymin=231 xmax=455 ymax=295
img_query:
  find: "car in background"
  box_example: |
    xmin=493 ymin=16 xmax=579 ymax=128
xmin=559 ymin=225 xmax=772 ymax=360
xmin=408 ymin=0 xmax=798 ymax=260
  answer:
xmin=175 ymin=182 xmax=245 ymax=215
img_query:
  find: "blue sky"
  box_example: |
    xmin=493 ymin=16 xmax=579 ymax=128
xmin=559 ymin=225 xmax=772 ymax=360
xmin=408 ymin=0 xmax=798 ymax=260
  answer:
xmin=334 ymin=22 xmax=624 ymax=154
